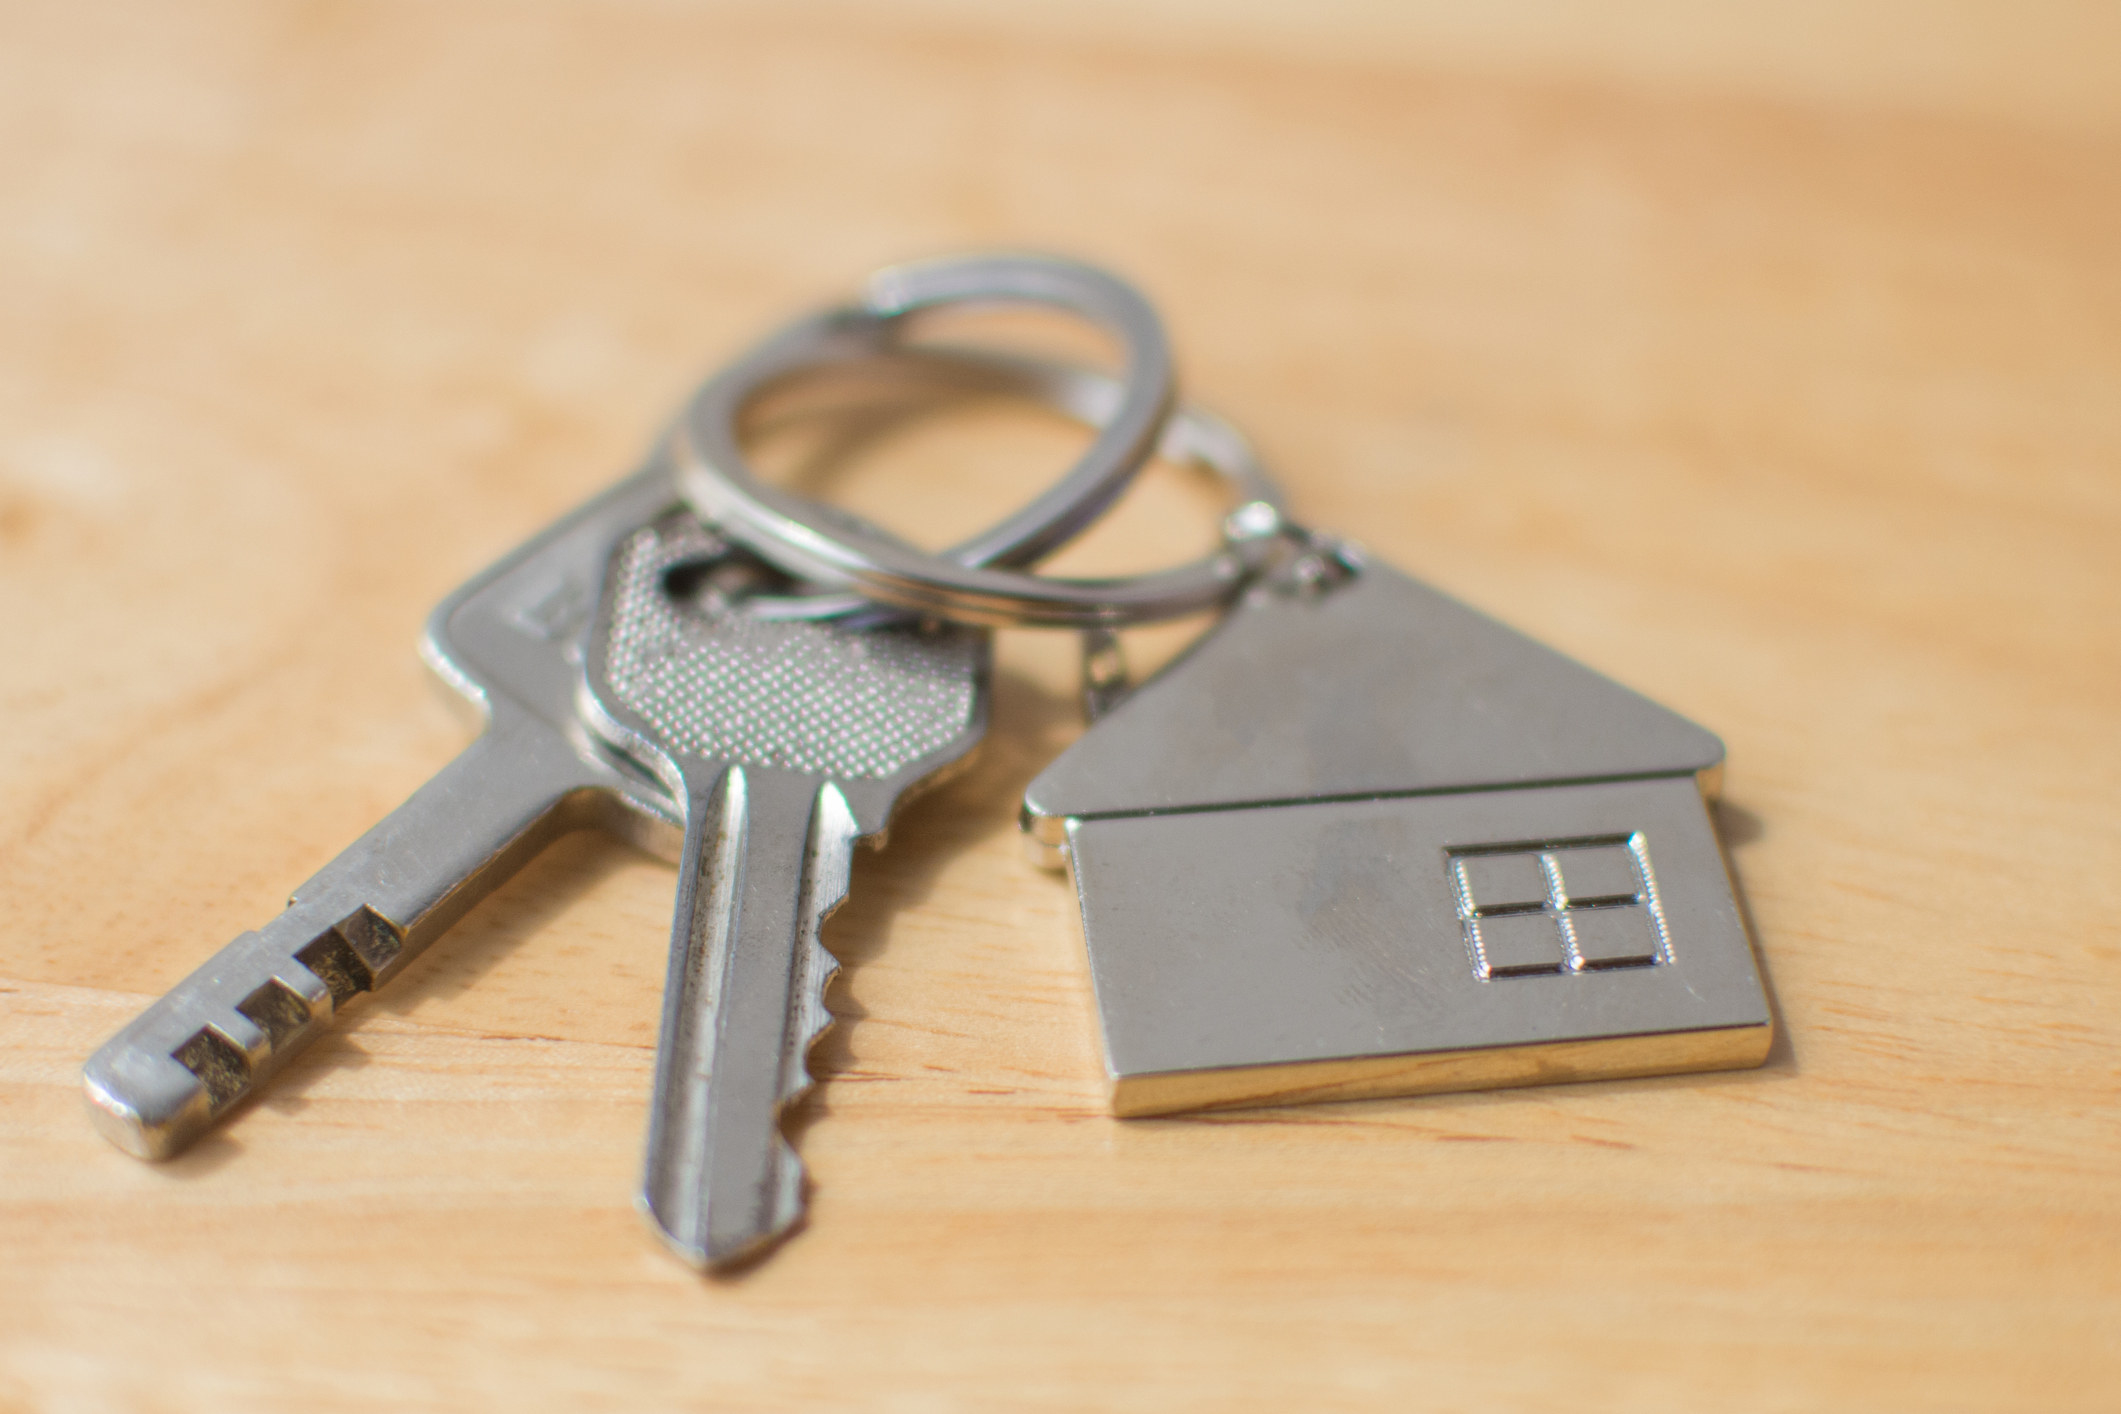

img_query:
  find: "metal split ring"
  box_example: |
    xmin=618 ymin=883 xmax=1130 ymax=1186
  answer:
xmin=676 ymin=253 xmax=1292 ymax=629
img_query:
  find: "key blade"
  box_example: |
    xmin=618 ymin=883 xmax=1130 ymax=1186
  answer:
xmin=82 ymin=714 xmax=614 ymax=1159
xmin=585 ymin=513 xmax=987 ymax=1269
xmin=85 ymin=454 xmax=699 ymax=1161
xmin=639 ymin=769 xmax=859 ymax=1268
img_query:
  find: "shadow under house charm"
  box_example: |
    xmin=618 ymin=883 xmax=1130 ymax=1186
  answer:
xmin=1022 ymin=549 xmax=1772 ymax=1117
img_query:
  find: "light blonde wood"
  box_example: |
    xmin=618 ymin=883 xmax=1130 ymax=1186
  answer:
xmin=3 ymin=2 xmax=2117 ymax=1409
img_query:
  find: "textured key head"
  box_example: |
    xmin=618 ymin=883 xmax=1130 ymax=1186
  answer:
xmin=584 ymin=514 xmax=986 ymax=791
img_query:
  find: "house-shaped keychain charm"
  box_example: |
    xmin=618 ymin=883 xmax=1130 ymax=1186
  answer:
xmin=1023 ymin=552 xmax=1772 ymax=1117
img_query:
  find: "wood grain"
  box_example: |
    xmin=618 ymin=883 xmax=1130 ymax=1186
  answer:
xmin=3 ymin=2 xmax=2117 ymax=1409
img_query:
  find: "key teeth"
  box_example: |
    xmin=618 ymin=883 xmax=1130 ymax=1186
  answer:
xmin=748 ymin=938 xmax=838 ymax=1265
xmin=82 ymin=920 xmax=357 ymax=1162
xmin=788 ymin=936 xmax=841 ymax=1103
xmin=715 ymin=929 xmax=838 ymax=1273
xmin=659 ymin=930 xmax=841 ymax=1274
xmin=82 ymin=903 xmax=400 ymax=1169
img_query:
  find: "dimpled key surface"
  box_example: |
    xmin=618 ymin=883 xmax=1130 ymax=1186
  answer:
xmin=582 ymin=513 xmax=985 ymax=1269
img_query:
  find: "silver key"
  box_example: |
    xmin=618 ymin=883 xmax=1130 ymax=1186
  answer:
xmin=83 ymin=463 xmax=690 ymax=1159
xmin=580 ymin=513 xmax=985 ymax=1268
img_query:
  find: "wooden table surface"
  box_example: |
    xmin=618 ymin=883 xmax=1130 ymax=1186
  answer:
xmin=4 ymin=3 xmax=2117 ymax=1409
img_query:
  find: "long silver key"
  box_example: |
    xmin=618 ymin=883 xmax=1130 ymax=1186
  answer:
xmin=581 ymin=512 xmax=986 ymax=1268
xmin=83 ymin=462 xmax=692 ymax=1159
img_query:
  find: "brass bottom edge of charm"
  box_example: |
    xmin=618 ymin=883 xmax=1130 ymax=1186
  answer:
xmin=1109 ymin=1023 xmax=1773 ymax=1118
